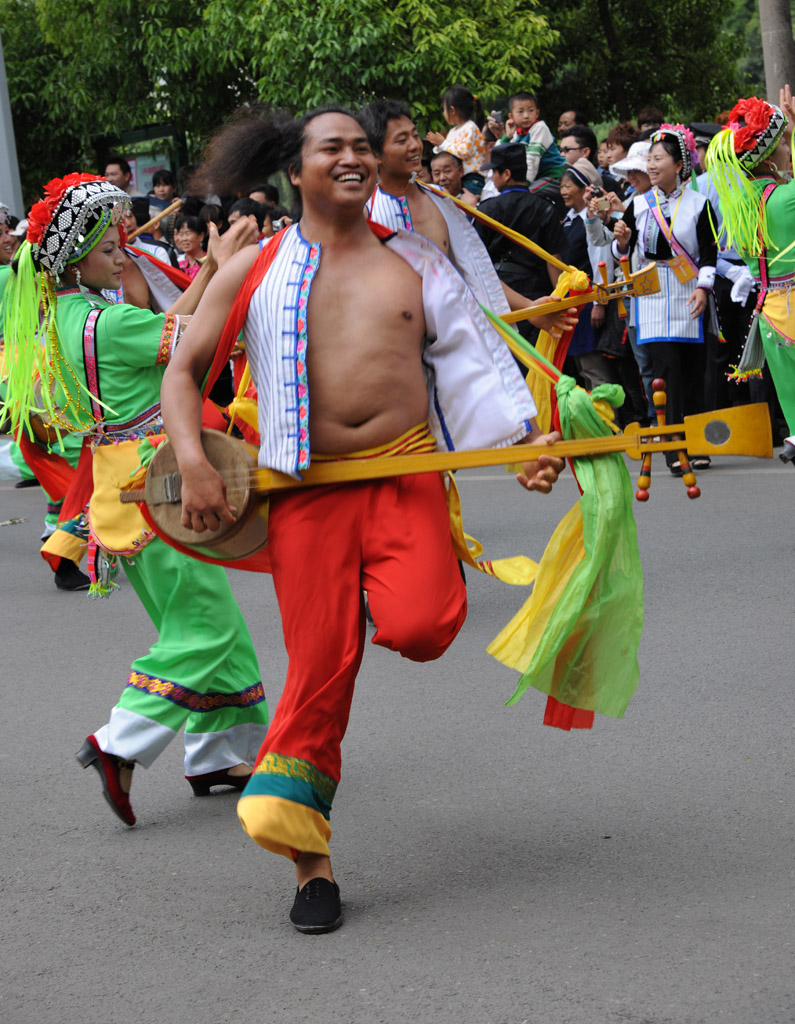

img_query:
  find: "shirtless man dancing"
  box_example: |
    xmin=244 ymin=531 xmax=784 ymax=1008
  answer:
xmin=161 ymin=106 xmax=564 ymax=934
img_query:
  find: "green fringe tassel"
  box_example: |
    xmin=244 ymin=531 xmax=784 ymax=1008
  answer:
xmin=705 ymin=129 xmax=782 ymax=257
xmin=1 ymin=243 xmax=65 ymax=444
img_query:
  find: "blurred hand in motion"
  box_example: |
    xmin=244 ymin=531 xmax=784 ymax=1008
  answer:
xmin=516 ymin=430 xmax=565 ymax=493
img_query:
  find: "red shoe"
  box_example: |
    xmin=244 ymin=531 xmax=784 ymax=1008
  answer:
xmin=76 ymin=735 xmax=136 ymax=826
xmin=186 ymin=768 xmax=252 ymax=797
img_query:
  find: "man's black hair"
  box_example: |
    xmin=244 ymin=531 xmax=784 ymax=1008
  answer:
xmin=359 ymin=99 xmax=413 ymax=155
xmin=130 ymin=196 xmax=150 ymax=227
xmin=228 ymin=196 xmax=266 ymax=231
xmin=195 ymin=106 xmax=366 ymax=217
xmin=560 ymin=124 xmax=599 ymax=166
xmin=106 ymin=155 xmax=132 ymax=176
xmin=249 ymin=183 xmax=280 ymax=204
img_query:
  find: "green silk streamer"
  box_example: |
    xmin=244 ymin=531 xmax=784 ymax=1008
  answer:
xmin=498 ymin=376 xmax=644 ymax=715
xmin=480 ymin=305 xmax=644 ymax=719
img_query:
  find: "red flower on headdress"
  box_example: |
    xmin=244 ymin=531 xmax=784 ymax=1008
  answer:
xmin=26 ymin=200 xmax=53 ymax=246
xmin=26 ymin=172 xmax=106 ymax=246
xmin=729 ymin=97 xmax=775 ymax=154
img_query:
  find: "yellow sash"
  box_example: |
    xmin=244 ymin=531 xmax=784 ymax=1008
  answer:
xmin=315 ymin=423 xmax=539 ymax=587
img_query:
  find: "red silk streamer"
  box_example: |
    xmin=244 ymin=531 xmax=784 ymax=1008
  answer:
xmin=15 ymin=432 xmax=75 ymax=500
xmin=126 ymin=245 xmax=193 ymax=292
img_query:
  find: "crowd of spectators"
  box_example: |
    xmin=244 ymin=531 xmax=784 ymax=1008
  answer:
xmin=1 ymin=92 xmax=789 ymax=459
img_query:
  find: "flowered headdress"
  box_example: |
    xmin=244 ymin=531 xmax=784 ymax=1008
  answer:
xmin=706 ymin=97 xmax=789 ymax=256
xmin=650 ymin=124 xmax=699 ymax=180
xmin=1 ymin=174 xmax=128 ymax=442
xmin=27 ymin=173 xmax=129 ymax=275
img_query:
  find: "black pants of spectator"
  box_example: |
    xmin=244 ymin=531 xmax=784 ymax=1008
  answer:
xmin=707 ymin=276 xmax=757 ymax=411
xmin=646 ymin=341 xmax=706 ymax=465
xmin=597 ymin=301 xmax=649 ymax=426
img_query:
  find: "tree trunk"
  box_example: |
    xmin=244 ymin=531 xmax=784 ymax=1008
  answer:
xmin=759 ymin=0 xmax=795 ymax=102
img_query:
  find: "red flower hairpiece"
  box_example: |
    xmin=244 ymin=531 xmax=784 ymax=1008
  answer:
xmin=26 ymin=172 xmax=106 ymax=246
xmin=728 ymin=97 xmax=775 ymax=154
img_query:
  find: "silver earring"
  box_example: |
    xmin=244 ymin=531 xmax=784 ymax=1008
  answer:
xmin=75 ymin=268 xmax=82 ymax=288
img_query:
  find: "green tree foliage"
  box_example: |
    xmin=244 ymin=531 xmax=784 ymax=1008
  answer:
xmin=0 ymin=0 xmax=770 ymax=209
xmin=203 ymin=0 xmax=556 ymax=130
xmin=534 ymin=0 xmax=747 ymax=126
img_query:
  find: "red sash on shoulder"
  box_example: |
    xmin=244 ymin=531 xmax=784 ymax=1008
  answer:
xmin=202 ymin=232 xmax=288 ymax=397
xmin=126 ymin=244 xmax=193 ymax=292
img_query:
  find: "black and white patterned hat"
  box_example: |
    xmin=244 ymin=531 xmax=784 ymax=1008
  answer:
xmin=31 ymin=177 xmax=129 ymax=275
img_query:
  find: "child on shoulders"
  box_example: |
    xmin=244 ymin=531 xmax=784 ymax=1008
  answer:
xmin=425 ymin=84 xmax=486 ymax=197
xmin=488 ymin=92 xmax=566 ymax=212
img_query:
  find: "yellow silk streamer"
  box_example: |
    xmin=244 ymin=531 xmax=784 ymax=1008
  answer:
xmin=445 ymin=473 xmax=539 ymax=585
xmin=530 ymin=270 xmax=587 ymax=432
xmin=226 ymin=363 xmax=259 ymax=435
xmin=487 ymin=501 xmax=584 ymax=670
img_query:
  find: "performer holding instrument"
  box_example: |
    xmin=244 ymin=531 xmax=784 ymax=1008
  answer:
xmin=160 ymin=107 xmax=566 ymax=935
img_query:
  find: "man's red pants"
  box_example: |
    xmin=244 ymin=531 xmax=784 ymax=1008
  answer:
xmin=237 ymin=470 xmax=468 ymax=859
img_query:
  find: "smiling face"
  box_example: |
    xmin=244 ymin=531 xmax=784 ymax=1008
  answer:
xmin=379 ymin=115 xmax=423 ymax=178
xmin=69 ymin=225 xmax=125 ymax=291
xmin=627 ymin=168 xmax=652 ymax=192
xmin=289 ymin=112 xmax=377 ymax=213
xmin=430 ymin=153 xmax=463 ymax=195
xmin=0 ymin=222 xmax=15 ymax=263
xmin=647 ymin=141 xmax=682 ymax=192
xmin=559 ymin=174 xmax=585 ymax=210
xmin=175 ymin=225 xmax=205 ymax=256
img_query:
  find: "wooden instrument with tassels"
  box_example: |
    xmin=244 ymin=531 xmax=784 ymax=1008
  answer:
xmin=120 ymin=395 xmax=773 ymax=559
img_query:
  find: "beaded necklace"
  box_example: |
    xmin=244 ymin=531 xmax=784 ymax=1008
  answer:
xmin=41 ymin=277 xmax=99 ymax=434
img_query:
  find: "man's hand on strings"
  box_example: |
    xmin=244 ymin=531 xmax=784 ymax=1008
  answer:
xmin=179 ymin=458 xmax=238 ymax=533
xmin=515 ymin=429 xmax=565 ymax=493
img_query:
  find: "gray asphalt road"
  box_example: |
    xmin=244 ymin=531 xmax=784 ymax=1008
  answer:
xmin=2 ymin=454 xmax=793 ymax=1024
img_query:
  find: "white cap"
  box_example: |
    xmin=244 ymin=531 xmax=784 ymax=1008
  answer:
xmin=11 ymin=218 xmax=28 ymax=236
xmin=611 ymin=141 xmax=652 ymax=179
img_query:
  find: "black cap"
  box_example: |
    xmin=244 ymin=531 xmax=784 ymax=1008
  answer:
xmin=689 ymin=122 xmax=721 ymax=146
xmin=481 ymin=142 xmax=527 ymax=178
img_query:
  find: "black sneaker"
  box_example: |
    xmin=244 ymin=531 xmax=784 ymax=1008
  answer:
xmin=289 ymin=877 xmax=342 ymax=934
xmin=54 ymin=559 xmax=91 ymax=592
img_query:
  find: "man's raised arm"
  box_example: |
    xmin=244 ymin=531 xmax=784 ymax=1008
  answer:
xmin=161 ymin=244 xmax=260 ymax=534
